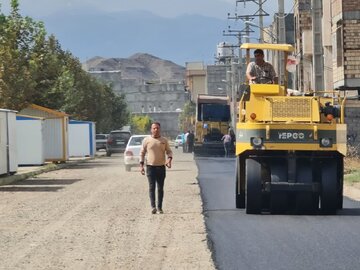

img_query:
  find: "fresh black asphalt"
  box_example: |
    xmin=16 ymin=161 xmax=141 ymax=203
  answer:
xmin=196 ymin=157 xmax=360 ymax=270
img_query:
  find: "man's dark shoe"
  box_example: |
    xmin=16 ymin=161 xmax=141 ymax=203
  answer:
xmin=151 ymin=208 xmax=157 ymax=214
xmin=158 ymin=208 xmax=163 ymax=214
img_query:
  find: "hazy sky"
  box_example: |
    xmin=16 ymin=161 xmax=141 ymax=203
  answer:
xmin=1 ymin=0 xmax=293 ymax=19
xmin=0 ymin=0 xmax=295 ymax=64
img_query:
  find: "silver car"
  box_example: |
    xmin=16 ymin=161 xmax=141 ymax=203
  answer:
xmin=124 ymin=135 xmax=150 ymax=171
xmin=174 ymin=134 xmax=183 ymax=149
xmin=96 ymin=134 xmax=108 ymax=150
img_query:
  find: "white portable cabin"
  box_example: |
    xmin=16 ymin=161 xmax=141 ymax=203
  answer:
xmin=69 ymin=120 xmax=96 ymax=157
xmin=16 ymin=115 xmax=45 ymax=166
xmin=0 ymin=109 xmax=18 ymax=175
xmin=19 ymin=104 xmax=69 ymax=162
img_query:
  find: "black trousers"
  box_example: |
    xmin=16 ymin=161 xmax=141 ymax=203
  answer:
xmin=187 ymin=143 xmax=194 ymax=153
xmin=146 ymin=165 xmax=166 ymax=209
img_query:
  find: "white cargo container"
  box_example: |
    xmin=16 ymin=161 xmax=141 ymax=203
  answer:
xmin=69 ymin=120 xmax=96 ymax=157
xmin=19 ymin=104 xmax=69 ymax=162
xmin=16 ymin=115 xmax=45 ymax=166
xmin=0 ymin=109 xmax=18 ymax=175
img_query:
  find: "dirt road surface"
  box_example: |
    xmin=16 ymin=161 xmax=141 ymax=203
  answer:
xmin=0 ymin=149 xmax=214 ymax=270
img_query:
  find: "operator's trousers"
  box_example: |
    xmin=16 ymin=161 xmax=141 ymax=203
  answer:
xmin=146 ymin=165 xmax=166 ymax=209
xmin=224 ymin=142 xmax=232 ymax=157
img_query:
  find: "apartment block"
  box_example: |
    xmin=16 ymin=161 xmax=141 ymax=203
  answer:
xmin=331 ymin=0 xmax=360 ymax=91
xmin=185 ymin=62 xmax=206 ymax=102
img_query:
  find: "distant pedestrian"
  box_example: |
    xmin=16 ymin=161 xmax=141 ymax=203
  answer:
xmin=186 ymin=130 xmax=195 ymax=153
xmin=221 ymin=132 xmax=232 ymax=157
xmin=183 ymin=131 xmax=189 ymax=153
xmin=140 ymin=122 xmax=173 ymax=214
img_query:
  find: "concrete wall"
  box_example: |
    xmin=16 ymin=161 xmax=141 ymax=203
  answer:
xmin=133 ymin=111 xmax=181 ymax=139
xmin=124 ymin=83 xmax=187 ymax=113
xmin=206 ymin=65 xmax=228 ymax=96
xmin=88 ymin=70 xmax=187 ymax=113
xmin=88 ymin=70 xmax=187 ymax=139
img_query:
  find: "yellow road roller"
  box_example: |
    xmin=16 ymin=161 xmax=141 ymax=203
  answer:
xmin=235 ymin=43 xmax=347 ymax=214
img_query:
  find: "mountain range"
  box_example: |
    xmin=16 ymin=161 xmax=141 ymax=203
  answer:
xmin=37 ymin=8 xmax=230 ymax=66
xmin=84 ymin=53 xmax=185 ymax=83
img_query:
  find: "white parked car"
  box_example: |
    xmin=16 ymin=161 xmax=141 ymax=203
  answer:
xmin=174 ymin=134 xmax=183 ymax=149
xmin=124 ymin=135 xmax=150 ymax=171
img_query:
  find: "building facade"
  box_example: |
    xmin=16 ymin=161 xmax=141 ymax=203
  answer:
xmin=331 ymin=0 xmax=360 ymax=91
xmin=293 ymin=0 xmax=360 ymax=150
xmin=88 ymin=70 xmax=187 ymax=137
xmin=185 ymin=62 xmax=207 ymax=102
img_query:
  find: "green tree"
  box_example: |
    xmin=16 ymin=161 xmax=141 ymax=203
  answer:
xmin=0 ymin=0 xmax=46 ymax=110
xmin=0 ymin=1 xmax=130 ymax=131
xmin=31 ymin=35 xmax=71 ymax=109
xmin=130 ymin=115 xmax=152 ymax=134
xmin=179 ymin=101 xmax=196 ymax=132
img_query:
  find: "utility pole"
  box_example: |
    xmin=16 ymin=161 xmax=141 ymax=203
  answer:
xmin=235 ymin=0 xmax=269 ymax=43
xmin=227 ymin=13 xmax=255 ymax=43
xmin=312 ymin=0 xmax=324 ymax=91
xmin=223 ymin=28 xmax=246 ymax=130
xmin=259 ymin=0 xmax=264 ymax=43
xmin=278 ymin=0 xmax=286 ymax=85
xmin=223 ymin=27 xmax=245 ymax=81
xmin=226 ymin=1 xmax=269 ymax=130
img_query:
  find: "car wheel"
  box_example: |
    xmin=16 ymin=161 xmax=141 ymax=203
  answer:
xmin=106 ymin=151 xmax=112 ymax=157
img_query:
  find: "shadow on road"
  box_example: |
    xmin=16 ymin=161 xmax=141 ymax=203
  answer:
xmin=65 ymin=163 xmax=115 ymax=169
xmin=15 ymin=179 xmax=82 ymax=186
xmin=0 ymin=178 xmax=82 ymax=192
xmin=0 ymin=186 xmax=64 ymax=192
xmin=337 ymin=208 xmax=360 ymax=216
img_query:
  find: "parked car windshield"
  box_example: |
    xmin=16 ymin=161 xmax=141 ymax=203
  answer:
xmin=128 ymin=136 xmax=148 ymax=146
xmin=111 ymin=132 xmax=131 ymax=140
xmin=96 ymin=134 xmax=107 ymax=140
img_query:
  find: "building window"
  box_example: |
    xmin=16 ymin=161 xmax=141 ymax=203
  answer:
xmin=336 ymin=22 xmax=344 ymax=67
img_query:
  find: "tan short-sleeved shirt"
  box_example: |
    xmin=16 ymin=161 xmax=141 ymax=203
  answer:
xmin=140 ymin=136 xmax=173 ymax=166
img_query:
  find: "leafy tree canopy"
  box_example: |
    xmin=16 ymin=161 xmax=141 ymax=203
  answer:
xmin=130 ymin=114 xmax=152 ymax=134
xmin=0 ymin=0 xmax=129 ymax=132
xmin=179 ymin=101 xmax=195 ymax=132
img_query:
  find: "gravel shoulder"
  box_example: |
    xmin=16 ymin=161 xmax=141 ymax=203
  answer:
xmin=0 ymin=149 xmax=215 ymax=270
xmin=344 ymin=183 xmax=360 ymax=201
xmin=1 ymin=151 xmax=359 ymax=269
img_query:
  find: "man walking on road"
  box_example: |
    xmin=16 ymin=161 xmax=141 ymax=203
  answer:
xmin=140 ymin=122 xmax=173 ymax=214
xmin=186 ymin=130 xmax=195 ymax=153
xmin=221 ymin=132 xmax=232 ymax=157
